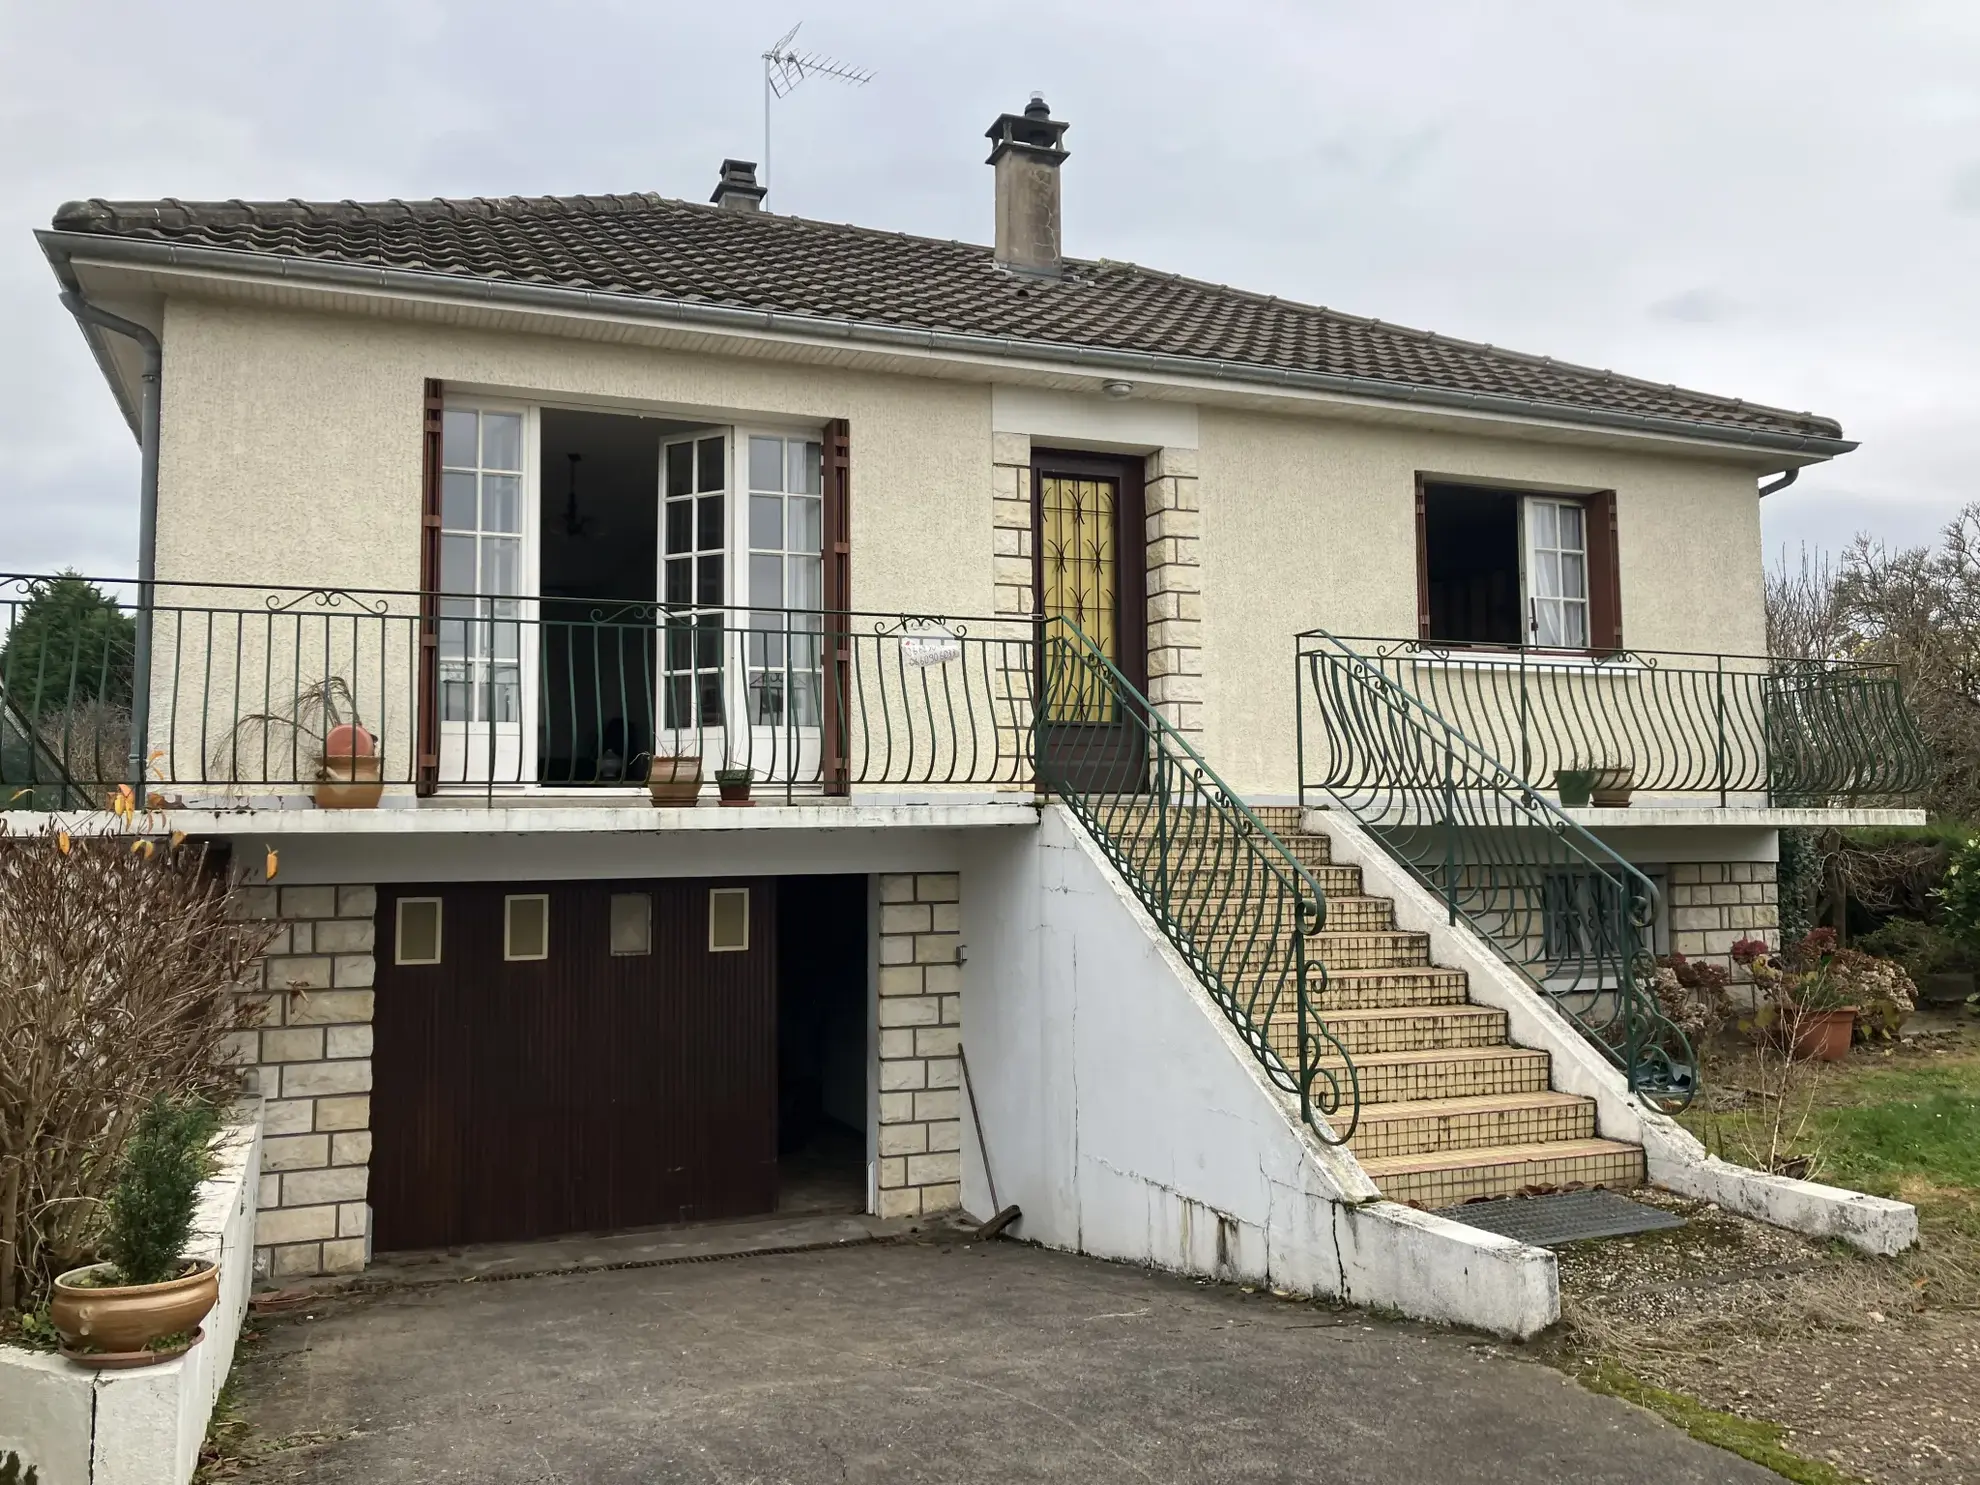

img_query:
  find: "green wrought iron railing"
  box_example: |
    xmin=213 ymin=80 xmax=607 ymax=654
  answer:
xmin=1316 ymin=636 xmax=1929 ymax=806
xmin=0 ymin=573 xmax=1035 ymax=805
xmin=1297 ymin=630 xmax=1694 ymax=1107
xmin=1040 ymin=619 xmax=1359 ymax=1142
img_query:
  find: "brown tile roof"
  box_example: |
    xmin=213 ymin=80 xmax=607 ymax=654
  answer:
xmin=47 ymin=193 xmax=1844 ymax=443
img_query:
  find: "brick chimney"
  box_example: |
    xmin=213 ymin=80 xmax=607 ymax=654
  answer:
xmin=710 ymin=159 xmax=767 ymax=212
xmin=984 ymin=94 xmax=1069 ymax=275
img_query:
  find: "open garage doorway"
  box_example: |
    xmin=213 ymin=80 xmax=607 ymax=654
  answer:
xmin=776 ymin=874 xmax=868 ymax=1215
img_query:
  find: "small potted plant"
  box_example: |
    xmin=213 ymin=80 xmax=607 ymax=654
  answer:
xmin=715 ymin=766 xmax=754 ymax=807
xmin=643 ymin=751 xmax=703 ymax=806
xmin=316 ymin=719 xmax=382 ymax=809
xmin=50 ymin=1095 xmax=223 ymax=1368
xmin=1588 ymin=763 xmax=1635 ymax=808
xmin=1554 ymin=767 xmax=1597 ymax=808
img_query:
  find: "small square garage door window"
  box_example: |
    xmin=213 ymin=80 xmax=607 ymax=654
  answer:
xmin=505 ymin=894 xmax=550 ymax=960
xmin=610 ymin=893 xmax=652 ymax=956
xmin=396 ymin=898 xmax=443 ymax=965
xmin=709 ymin=887 xmax=749 ymax=952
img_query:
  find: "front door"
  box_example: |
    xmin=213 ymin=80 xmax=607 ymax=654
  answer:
xmin=1032 ymin=449 xmax=1148 ymax=793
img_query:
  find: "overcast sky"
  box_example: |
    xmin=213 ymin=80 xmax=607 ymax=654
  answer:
xmin=2 ymin=0 xmax=1975 ymax=579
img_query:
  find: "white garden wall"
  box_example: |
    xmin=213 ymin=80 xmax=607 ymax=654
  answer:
xmin=957 ymin=803 xmax=1559 ymax=1339
xmin=0 ymin=1110 xmax=262 ymax=1485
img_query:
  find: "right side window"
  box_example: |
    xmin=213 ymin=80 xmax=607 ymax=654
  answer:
xmin=1418 ymin=482 xmax=1612 ymax=650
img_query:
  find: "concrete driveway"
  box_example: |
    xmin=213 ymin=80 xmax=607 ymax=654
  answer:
xmin=225 ymin=1236 xmax=1771 ymax=1483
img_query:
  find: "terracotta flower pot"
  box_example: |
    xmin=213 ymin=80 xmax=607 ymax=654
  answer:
xmin=323 ymin=723 xmax=375 ymax=761
xmin=716 ymin=774 xmax=753 ymax=807
xmin=316 ymin=754 xmax=384 ymax=809
xmin=1588 ymin=766 xmax=1635 ymax=808
xmin=51 ymin=1260 xmax=219 ymax=1367
xmin=1790 ymin=1007 xmax=1857 ymax=1062
xmin=647 ymin=754 xmax=703 ymax=806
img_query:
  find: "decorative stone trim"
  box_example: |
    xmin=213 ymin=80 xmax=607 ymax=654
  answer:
xmin=991 ymin=431 xmax=1034 ymax=619
xmin=228 ymin=883 xmax=377 ymax=1279
xmin=1667 ymin=861 xmax=1779 ymax=965
xmin=874 ymin=872 xmax=964 ymax=1220
xmin=1144 ymin=446 xmax=1203 ymax=740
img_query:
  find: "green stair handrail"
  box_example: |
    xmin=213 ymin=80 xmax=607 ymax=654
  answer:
xmin=1038 ymin=618 xmax=1359 ymax=1142
xmin=1296 ymin=629 xmax=1695 ymax=1109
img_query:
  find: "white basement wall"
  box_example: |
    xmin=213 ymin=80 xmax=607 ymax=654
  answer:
xmin=959 ymin=803 xmax=1559 ymax=1339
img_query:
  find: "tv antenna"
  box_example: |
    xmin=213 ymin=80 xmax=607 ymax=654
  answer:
xmin=761 ymin=23 xmax=873 ymax=199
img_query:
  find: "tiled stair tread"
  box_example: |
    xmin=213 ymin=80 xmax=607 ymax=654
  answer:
xmin=1322 ymin=967 xmax=1467 ymax=985
xmin=1284 ymin=1004 xmax=1504 ymax=1028
xmin=1318 ymin=1046 xmax=1549 ymax=1071
xmin=1358 ymin=1137 xmax=1639 ymax=1179
xmin=1351 ymin=1090 xmax=1591 ymax=1124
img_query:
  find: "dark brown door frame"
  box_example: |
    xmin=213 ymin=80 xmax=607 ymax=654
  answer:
xmin=1029 ymin=447 xmax=1147 ymax=688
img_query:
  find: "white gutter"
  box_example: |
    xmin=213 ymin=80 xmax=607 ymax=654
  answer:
xmin=38 ymin=230 xmax=1857 ymax=461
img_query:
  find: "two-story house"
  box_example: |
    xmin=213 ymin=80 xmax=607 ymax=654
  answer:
xmin=7 ymin=96 xmax=1923 ymax=1337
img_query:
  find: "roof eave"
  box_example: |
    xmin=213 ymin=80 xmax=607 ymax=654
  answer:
xmin=39 ymin=233 xmax=145 ymax=439
xmin=37 ymin=230 xmax=1858 ymax=461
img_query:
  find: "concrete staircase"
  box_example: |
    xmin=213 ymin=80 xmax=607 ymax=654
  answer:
xmin=1110 ymin=800 xmax=1644 ymax=1208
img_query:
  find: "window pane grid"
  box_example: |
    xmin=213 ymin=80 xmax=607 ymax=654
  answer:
xmin=661 ymin=435 xmax=728 ymax=731
xmin=745 ymin=435 xmax=825 ymax=727
xmin=439 ymin=408 xmax=526 ymax=723
xmin=1528 ymin=498 xmax=1590 ymax=650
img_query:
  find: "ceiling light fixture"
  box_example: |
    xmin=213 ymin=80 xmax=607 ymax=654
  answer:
xmin=1101 ymin=379 xmax=1134 ymax=400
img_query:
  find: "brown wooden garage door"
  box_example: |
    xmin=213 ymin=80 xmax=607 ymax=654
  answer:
xmin=371 ymin=878 xmax=777 ymax=1252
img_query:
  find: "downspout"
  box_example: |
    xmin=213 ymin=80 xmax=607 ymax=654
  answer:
xmin=57 ymin=291 xmax=159 ymax=800
xmin=1758 ymin=468 xmax=1798 ymax=497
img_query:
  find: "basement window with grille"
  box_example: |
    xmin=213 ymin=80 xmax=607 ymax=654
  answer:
xmin=1541 ymin=868 xmax=1666 ymax=975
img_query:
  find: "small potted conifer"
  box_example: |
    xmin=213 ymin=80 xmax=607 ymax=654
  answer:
xmin=49 ymin=1095 xmax=223 ymax=1367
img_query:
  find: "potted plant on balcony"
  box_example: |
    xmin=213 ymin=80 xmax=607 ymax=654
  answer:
xmin=1588 ymin=762 xmax=1635 ymax=808
xmin=49 ymin=1095 xmax=223 ymax=1368
xmin=715 ymin=766 xmax=754 ymax=807
xmin=641 ymin=750 xmax=703 ymax=806
xmin=1554 ymin=767 xmax=1598 ymax=808
xmin=316 ymin=717 xmax=382 ymax=809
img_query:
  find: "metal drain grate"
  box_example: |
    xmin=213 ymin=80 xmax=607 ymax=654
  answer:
xmin=1433 ymin=1189 xmax=1685 ymax=1247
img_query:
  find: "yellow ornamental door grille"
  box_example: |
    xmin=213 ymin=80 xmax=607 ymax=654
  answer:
xmin=1041 ymin=474 xmax=1118 ymax=723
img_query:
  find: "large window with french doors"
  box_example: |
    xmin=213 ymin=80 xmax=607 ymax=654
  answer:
xmin=424 ymin=400 xmax=831 ymax=790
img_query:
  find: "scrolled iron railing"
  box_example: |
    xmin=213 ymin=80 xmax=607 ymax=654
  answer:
xmin=1316 ymin=635 xmax=1929 ymax=807
xmin=0 ymin=573 xmax=1035 ymax=805
xmin=1040 ymin=619 xmax=1359 ymax=1142
xmin=1296 ymin=630 xmax=1695 ymax=1108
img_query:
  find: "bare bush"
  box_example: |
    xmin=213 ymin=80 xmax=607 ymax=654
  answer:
xmin=1766 ymin=543 xmax=1849 ymax=663
xmin=0 ymin=822 xmax=275 ymax=1314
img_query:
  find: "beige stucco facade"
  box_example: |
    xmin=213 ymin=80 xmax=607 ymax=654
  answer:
xmin=143 ymin=288 xmax=1779 ymax=801
xmin=1194 ymin=408 xmax=1769 ymax=795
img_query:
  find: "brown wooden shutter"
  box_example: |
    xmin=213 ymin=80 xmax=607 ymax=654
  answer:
xmin=416 ymin=379 xmax=444 ymax=795
xmin=1586 ymin=488 xmax=1623 ymax=653
xmin=1413 ymin=475 xmax=1432 ymax=640
xmin=821 ymin=419 xmax=851 ymax=796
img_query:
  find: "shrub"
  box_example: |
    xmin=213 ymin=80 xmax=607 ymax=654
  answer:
xmin=1729 ymin=937 xmax=1770 ymax=966
xmin=102 ymin=1095 xmax=223 ymax=1287
xmin=1937 ymin=835 xmax=1980 ymax=951
xmin=0 ymin=822 xmax=275 ymax=1315
xmin=1768 ymin=927 xmax=1917 ymax=1038
xmin=1643 ymin=952 xmax=1734 ymax=1041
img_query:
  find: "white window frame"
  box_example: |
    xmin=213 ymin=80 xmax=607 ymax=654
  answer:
xmin=394 ymin=897 xmax=444 ymax=965
xmin=708 ymin=886 xmax=751 ymax=953
xmin=1521 ymin=496 xmax=1591 ymax=650
xmin=504 ymin=893 xmax=551 ymax=961
xmin=437 ymin=397 xmax=541 ymax=788
xmin=738 ymin=428 xmax=827 ymax=738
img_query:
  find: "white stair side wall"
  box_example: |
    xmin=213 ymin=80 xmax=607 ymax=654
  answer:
xmin=956 ymin=802 xmax=1559 ymax=1339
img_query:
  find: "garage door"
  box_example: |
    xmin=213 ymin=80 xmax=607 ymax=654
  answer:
xmin=370 ymin=878 xmax=777 ymax=1252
